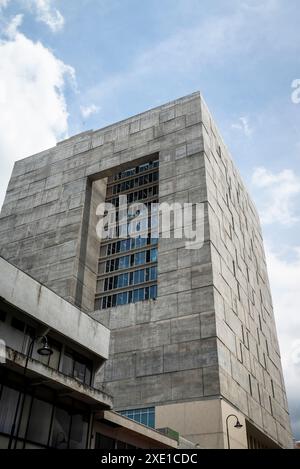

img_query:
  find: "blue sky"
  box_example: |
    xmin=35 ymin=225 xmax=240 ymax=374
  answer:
xmin=0 ymin=0 xmax=300 ymax=441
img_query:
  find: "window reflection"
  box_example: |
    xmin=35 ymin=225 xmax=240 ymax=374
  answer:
xmin=27 ymin=399 xmax=52 ymax=446
xmin=0 ymin=386 xmax=20 ymax=435
xmin=69 ymin=414 xmax=89 ymax=449
xmin=62 ymin=350 xmax=92 ymax=386
xmin=51 ymin=408 xmax=70 ymax=449
xmin=0 ymin=384 xmax=90 ymax=449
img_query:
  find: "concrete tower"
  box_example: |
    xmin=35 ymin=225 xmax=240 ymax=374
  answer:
xmin=0 ymin=92 xmax=293 ymax=448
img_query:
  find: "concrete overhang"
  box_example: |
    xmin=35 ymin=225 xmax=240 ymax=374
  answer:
xmin=5 ymin=347 xmax=113 ymax=409
xmin=95 ymin=410 xmax=178 ymax=449
xmin=0 ymin=257 xmax=110 ymax=360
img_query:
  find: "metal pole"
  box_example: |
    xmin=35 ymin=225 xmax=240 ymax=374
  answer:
xmin=225 ymin=414 xmax=239 ymax=450
xmin=8 ymin=337 xmax=35 ymax=449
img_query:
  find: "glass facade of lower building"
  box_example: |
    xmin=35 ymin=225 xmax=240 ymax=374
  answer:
xmin=0 ymin=377 xmax=90 ymax=449
xmin=119 ymin=407 xmax=155 ymax=429
xmin=95 ymin=433 xmax=137 ymax=449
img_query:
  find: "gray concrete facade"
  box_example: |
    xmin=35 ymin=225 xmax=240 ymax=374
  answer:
xmin=0 ymin=92 xmax=293 ymax=448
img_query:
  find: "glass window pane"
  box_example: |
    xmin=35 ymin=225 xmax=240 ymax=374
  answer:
xmin=150 ymin=285 xmax=157 ymax=299
xmin=0 ymin=434 xmax=9 ymax=449
xmin=151 ymin=248 xmax=157 ymax=262
xmin=116 ymin=440 xmax=127 ymax=449
xmin=18 ymin=395 xmax=32 ymax=439
xmin=95 ymin=433 xmax=115 ymax=449
xmin=141 ymin=413 xmax=148 ymax=426
xmin=0 ymin=386 xmax=20 ymax=435
xmin=133 ymin=271 xmax=139 ymax=285
xmin=133 ymin=290 xmax=139 ymax=303
xmin=73 ymin=360 xmax=86 ymax=383
xmin=150 ymin=267 xmax=157 ymax=281
xmin=118 ymin=407 xmax=155 ymax=429
xmin=51 ymin=407 xmax=71 ymax=449
xmin=117 ymin=275 xmax=122 ymax=289
xmin=148 ymin=412 xmax=155 ymax=428
xmin=24 ymin=442 xmax=45 ymax=449
xmin=69 ymin=414 xmax=88 ymax=449
xmin=128 ymin=291 xmax=133 ymax=303
xmin=48 ymin=343 xmax=61 ymax=370
xmin=85 ymin=366 xmax=92 ymax=386
xmin=62 ymin=353 xmax=73 ymax=377
xmin=139 ymin=289 xmax=145 ymax=301
xmin=129 ymin=272 xmax=134 ymax=285
xmin=123 ymin=273 xmax=129 ymax=287
xmin=143 ymin=236 xmax=148 ymax=246
xmin=27 ymin=398 xmax=52 ymax=446
xmin=135 ymin=251 xmax=145 ymax=265
xmin=117 ymin=293 xmax=123 ymax=306
xmin=119 ymin=256 xmax=129 ymax=269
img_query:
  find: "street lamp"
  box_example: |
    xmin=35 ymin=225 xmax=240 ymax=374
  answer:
xmin=8 ymin=335 xmax=53 ymax=449
xmin=226 ymin=414 xmax=243 ymax=450
xmin=28 ymin=335 xmax=53 ymax=361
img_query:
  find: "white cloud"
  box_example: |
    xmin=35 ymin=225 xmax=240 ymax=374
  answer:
xmin=0 ymin=15 xmax=75 ymax=207
xmin=4 ymin=13 xmax=23 ymax=38
xmin=80 ymin=104 xmax=100 ymax=120
xmin=0 ymin=0 xmax=65 ymax=32
xmin=0 ymin=0 xmax=11 ymax=9
xmin=231 ymin=116 xmax=253 ymax=137
xmin=252 ymin=167 xmax=300 ymax=225
xmin=240 ymin=0 xmax=280 ymax=13
xmin=291 ymin=79 xmax=300 ymax=105
xmin=26 ymin=0 xmax=65 ymax=32
xmin=266 ymin=245 xmax=300 ymax=438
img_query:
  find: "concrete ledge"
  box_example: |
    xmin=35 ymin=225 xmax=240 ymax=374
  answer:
xmin=0 ymin=257 xmax=110 ymax=360
xmin=96 ymin=410 xmax=178 ymax=448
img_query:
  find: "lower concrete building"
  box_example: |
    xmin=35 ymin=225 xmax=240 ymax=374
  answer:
xmin=0 ymin=256 xmax=183 ymax=449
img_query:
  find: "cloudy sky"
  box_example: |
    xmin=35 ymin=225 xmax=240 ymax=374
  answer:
xmin=0 ymin=0 xmax=299 ymax=441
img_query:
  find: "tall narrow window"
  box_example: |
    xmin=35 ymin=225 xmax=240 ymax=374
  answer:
xmin=95 ymin=157 xmax=159 ymax=310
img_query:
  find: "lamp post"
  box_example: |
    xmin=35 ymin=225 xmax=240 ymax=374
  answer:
xmin=225 ymin=414 xmax=243 ymax=450
xmin=25 ymin=335 xmax=53 ymax=369
xmin=8 ymin=335 xmax=53 ymax=449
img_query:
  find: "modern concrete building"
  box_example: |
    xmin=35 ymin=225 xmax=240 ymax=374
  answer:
xmin=0 ymin=92 xmax=293 ymax=448
xmin=0 ymin=255 xmax=111 ymax=448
